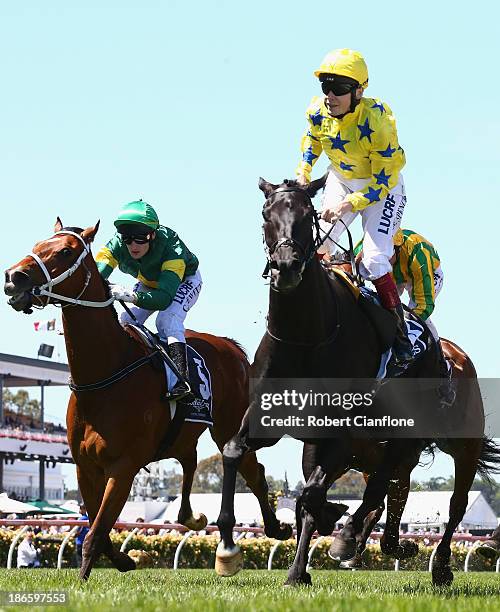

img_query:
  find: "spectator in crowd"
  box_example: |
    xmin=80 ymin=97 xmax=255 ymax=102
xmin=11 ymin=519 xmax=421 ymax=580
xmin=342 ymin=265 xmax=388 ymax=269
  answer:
xmin=75 ymin=504 xmax=89 ymax=567
xmin=135 ymin=517 xmax=146 ymax=535
xmin=17 ymin=529 xmax=40 ymax=568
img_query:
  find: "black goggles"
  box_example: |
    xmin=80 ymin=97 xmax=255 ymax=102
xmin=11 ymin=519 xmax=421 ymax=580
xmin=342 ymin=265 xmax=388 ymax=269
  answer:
xmin=121 ymin=234 xmax=151 ymax=245
xmin=320 ymin=80 xmax=356 ymax=96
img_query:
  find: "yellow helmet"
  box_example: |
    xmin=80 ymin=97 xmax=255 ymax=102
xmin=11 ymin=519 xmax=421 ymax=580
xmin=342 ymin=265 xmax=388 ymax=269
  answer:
xmin=314 ymin=49 xmax=369 ymax=89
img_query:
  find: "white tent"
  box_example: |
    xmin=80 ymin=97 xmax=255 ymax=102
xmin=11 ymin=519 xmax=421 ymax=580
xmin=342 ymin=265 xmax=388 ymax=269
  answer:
xmin=0 ymin=493 xmax=38 ymax=514
xmin=118 ymin=501 xmax=168 ymax=523
xmin=160 ymin=493 xmax=263 ymax=526
xmin=332 ymin=491 xmax=498 ymax=531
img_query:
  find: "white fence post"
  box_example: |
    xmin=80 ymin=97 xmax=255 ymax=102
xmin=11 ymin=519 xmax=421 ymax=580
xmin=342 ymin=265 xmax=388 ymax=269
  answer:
xmin=464 ymin=543 xmax=481 ymax=573
xmin=306 ymin=537 xmax=324 ymax=571
xmin=57 ymin=526 xmax=79 ymax=569
xmin=7 ymin=526 xmax=29 ymax=569
xmin=428 ymin=543 xmax=438 ymax=572
xmin=120 ymin=527 xmax=139 ymax=553
xmin=267 ymin=541 xmax=283 ymax=571
xmin=173 ymin=531 xmax=194 ymax=570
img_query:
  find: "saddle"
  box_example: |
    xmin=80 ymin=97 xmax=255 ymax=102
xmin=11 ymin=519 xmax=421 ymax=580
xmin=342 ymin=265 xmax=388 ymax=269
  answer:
xmin=124 ymin=323 xmax=214 ymax=459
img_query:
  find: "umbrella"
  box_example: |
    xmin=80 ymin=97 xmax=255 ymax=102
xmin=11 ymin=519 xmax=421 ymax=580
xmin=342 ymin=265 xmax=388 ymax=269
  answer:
xmin=0 ymin=493 xmax=39 ymax=514
xmin=25 ymin=500 xmax=74 ymax=514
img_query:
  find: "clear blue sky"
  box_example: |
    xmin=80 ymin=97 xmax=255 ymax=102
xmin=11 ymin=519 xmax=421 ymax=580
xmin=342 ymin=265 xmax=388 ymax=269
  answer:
xmin=1 ymin=1 xmax=499 ymax=490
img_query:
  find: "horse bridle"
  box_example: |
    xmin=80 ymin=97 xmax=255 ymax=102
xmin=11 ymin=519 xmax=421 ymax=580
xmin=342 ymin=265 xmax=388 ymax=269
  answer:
xmin=262 ymin=185 xmax=353 ymax=280
xmin=28 ymin=230 xmax=114 ymax=309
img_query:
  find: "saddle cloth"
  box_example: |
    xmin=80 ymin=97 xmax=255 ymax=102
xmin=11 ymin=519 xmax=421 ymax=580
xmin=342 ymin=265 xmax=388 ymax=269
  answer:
xmin=359 ymin=286 xmax=433 ymax=379
xmin=126 ymin=324 xmax=213 ymax=426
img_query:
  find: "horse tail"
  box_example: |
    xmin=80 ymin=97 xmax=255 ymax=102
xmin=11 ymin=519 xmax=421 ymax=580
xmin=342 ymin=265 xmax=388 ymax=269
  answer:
xmin=477 ymin=437 xmax=500 ymax=483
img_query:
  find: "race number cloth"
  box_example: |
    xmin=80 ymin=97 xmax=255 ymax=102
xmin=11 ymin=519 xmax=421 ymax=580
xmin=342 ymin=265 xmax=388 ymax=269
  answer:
xmin=127 ymin=324 xmax=213 ymax=426
xmin=166 ymin=344 xmax=213 ymax=426
xmin=359 ymin=286 xmax=433 ymax=379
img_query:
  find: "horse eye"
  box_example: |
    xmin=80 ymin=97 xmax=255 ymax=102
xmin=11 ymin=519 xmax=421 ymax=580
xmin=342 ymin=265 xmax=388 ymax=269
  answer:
xmin=60 ymin=248 xmax=73 ymax=257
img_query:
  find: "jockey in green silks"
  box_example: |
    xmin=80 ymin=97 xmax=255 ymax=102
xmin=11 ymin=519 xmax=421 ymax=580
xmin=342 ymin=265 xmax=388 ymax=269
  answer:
xmin=95 ymin=200 xmax=201 ymax=401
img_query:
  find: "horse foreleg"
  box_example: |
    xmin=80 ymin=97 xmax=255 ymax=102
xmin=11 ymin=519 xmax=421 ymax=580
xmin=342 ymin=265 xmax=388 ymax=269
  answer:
xmin=380 ymin=464 xmax=419 ymax=561
xmin=234 ymin=451 xmax=291 ymax=540
xmin=77 ymin=463 xmax=135 ymax=574
xmin=432 ymin=440 xmax=481 ymax=587
xmin=177 ymin=450 xmax=207 ymax=531
xmin=284 ymin=502 xmax=315 ymax=587
xmin=80 ymin=461 xmax=136 ymax=581
xmin=214 ymin=425 xmax=249 ymax=576
xmin=339 ymin=504 xmax=384 ymax=569
xmin=330 ymin=439 xmax=420 ymax=561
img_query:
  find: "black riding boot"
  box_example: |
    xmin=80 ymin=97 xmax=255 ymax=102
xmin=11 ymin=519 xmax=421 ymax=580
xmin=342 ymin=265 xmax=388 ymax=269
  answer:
xmin=390 ymin=304 xmax=414 ymax=365
xmin=165 ymin=342 xmax=192 ymax=401
xmin=436 ymin=341 xmax=456 ymax=407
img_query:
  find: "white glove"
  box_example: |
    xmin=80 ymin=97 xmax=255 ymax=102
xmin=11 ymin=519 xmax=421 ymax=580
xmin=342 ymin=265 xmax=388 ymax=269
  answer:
xmin=110 ymin=284 xmax=137 ymax=304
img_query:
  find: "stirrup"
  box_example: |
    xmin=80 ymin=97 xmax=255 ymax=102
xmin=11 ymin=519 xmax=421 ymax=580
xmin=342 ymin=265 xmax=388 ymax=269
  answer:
xmin=165 ymin=383 xmax=192 ymax=402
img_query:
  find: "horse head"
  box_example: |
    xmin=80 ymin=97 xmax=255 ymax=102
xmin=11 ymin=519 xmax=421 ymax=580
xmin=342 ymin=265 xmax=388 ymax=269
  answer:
xmin=4 ymin=218 xmax=100 ymax=313
xmin=259 ymin=174 xmax=327 ymax=292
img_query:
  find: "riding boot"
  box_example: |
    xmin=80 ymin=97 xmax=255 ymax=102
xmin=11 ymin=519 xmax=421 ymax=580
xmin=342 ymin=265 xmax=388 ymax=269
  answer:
xmin=436 ymin=340 xmax=456 ymax=407
xmin=165 ymin=342 xmax=192 ymax=401
xmin=373 ymin=272 xmax=413 ymax=366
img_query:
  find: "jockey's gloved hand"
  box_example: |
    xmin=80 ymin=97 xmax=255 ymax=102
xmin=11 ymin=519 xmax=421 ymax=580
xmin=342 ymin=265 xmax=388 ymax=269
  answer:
xmin=109 ymin=284 xmax=137 ymax=304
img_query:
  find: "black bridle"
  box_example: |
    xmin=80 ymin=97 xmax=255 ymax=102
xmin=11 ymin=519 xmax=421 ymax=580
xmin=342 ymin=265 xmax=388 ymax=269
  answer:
xmin=262 ymin=185 xmax=358 ymax=282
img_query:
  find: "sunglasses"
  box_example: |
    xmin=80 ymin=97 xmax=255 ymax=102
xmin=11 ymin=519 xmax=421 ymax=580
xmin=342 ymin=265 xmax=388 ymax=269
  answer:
xmin=121 ymin=234 xmax=151 ymax=245
xmin=321 ymin=81 xmax=356 ymax=96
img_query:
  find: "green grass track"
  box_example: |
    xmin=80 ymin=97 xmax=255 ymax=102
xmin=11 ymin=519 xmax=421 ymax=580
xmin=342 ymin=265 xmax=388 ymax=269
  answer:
xmin=0 ymin=569 xmax=499 ymax=612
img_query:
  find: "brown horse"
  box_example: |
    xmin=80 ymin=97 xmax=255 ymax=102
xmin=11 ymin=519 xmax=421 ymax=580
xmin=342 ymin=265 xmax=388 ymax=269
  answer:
xmin=4 ymin=219 xmax=291 ymax=580
xmin=337 ymin=338 xmax=500 ymax=584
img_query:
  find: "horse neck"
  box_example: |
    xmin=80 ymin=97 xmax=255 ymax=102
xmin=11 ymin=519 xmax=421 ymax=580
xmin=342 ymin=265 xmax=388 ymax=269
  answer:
xmin=268 ymin=259 xmax=337 ymax=343
xmin=61 ymin=265 xmax=131 ymax=385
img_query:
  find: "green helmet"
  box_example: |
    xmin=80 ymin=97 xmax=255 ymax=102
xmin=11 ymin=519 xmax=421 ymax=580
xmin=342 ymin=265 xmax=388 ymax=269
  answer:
xmin=114 ymin=200 xmax=160 ymax=232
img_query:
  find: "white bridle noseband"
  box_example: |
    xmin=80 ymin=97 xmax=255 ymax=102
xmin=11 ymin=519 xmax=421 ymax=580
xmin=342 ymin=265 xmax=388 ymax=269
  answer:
xmin=29 ymin=230 xmax=115 ymax=308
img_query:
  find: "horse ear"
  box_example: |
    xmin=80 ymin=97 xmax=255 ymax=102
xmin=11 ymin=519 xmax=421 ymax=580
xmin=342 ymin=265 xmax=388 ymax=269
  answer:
xmin=258 ymin=177 xmax=278 ymax=198
xmin=306 ymin=173 xmax=328 ymax=198
xmin=54 ymin=217 xmax=63 ymax=232
xmin=81 ymin=220 xmax=100 ymax=244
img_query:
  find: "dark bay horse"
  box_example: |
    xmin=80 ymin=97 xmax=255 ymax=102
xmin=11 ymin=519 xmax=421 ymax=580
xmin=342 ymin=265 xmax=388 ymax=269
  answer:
xmin=215 ymin=177 xmax=500 ymax=587
xmin=4 ymin=219 xmax=291 ymax=580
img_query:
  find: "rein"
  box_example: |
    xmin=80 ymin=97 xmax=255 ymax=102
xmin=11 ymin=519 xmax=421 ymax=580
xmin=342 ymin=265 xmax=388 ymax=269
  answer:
xmin=28 ymin=230 xmax=115 ymax=309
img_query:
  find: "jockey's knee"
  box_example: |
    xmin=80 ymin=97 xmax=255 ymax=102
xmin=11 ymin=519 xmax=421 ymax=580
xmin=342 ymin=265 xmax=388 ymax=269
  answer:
xmin=156 ymin=313 xmax=185 ymax=344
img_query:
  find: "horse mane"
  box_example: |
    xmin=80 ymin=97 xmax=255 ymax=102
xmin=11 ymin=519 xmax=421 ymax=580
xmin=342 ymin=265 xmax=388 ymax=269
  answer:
xmin=222 ymin=337 xmax=248 ymax=360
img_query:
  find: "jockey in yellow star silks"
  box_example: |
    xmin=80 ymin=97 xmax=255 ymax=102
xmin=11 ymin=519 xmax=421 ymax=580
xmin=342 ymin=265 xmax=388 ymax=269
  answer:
xmin=296 ymin=48 xmax=412 ymax=365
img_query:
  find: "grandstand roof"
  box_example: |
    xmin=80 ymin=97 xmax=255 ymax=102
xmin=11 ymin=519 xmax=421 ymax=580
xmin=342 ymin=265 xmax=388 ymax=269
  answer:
xmin=0 ymin=352 xmax=69 ymax=387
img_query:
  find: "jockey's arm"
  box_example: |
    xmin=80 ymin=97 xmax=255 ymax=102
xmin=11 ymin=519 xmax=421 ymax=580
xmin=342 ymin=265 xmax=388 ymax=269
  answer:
xmin=408 ymin=246 xmax=436 ymax=320
xmin=134 ymin=259 xmax=186 ymax=311
xmin=95 ymin=241 xmax=119 ymax=279
xmin=295 ymin=101 xmax=324 ymax=183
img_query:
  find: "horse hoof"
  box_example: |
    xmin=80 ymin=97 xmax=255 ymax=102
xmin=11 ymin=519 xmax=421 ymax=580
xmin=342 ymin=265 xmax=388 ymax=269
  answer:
xmin=339 ymin=553 xmax=363 ymax=569
xmin=215 ymin=543 xmax=243 ymax=577
xmin=432 ymin=565 xmax=454 ymax=587
xmin=396 ymin=540 xmax=419 ymax=560
xmin=284 ymin=572 xmax=312 ymax=587
xmin=476 ymin=543 xmax=500 ymax=560
xmin=184 ymin=512 xmax=208 ymax=531
xmin=328 ymin=534 xmax=357 ymax=561
xmin=115 ymin=553 xmax=137 ymax=572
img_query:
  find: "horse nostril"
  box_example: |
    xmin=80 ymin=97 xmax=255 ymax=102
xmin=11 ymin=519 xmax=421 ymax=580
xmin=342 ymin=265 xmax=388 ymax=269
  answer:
xmin=7 ymin=269 xmax=32 ymax=290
